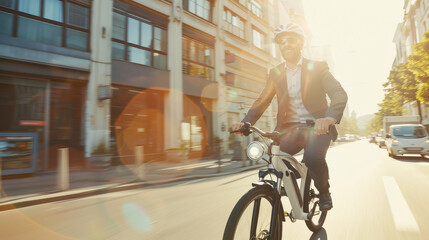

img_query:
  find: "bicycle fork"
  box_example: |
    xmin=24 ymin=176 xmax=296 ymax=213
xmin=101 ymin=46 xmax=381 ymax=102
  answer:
xmin=269 ymin=185 xmax=281 ymax=240
xmin=250 ymin=169 xmax=284 ymax=240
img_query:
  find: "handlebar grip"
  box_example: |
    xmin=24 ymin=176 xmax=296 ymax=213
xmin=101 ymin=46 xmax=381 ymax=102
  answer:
xmin=229 ymin=122 xmax=251 ymax=136
xmin=241 ymin=122 xmax=251 ymax=136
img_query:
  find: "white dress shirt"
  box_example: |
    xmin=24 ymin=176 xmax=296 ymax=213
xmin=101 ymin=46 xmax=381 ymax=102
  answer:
xmin=285 ymin=57 xmax=314 ymax=123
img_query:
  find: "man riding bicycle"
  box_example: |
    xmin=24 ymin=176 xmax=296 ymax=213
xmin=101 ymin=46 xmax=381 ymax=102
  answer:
xmin=232 ymin=23 xmax=348 ymax=211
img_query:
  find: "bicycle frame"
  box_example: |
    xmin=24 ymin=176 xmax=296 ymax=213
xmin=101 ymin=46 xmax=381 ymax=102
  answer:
xmin=251 ymin=143 xmax=312 ymax=240
xmin=270 ymin=144 xmax=310 ymax=221
xmin=226 ymin=122 xmax=325 ymax=240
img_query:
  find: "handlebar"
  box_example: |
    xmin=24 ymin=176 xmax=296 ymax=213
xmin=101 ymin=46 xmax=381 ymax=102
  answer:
xmin=230 ymin=120 xmax=315 ymax=140
xmin=230 ymin=122 xmax=280 ymax=139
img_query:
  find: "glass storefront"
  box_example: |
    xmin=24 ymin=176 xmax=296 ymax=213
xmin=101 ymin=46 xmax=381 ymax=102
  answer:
xmin=183 ymin=95 xmax=213 ymax=158
xmin=0 ymin=76 xmax=48 ymax=173
xmin=48 ymin=80 xmax=85 ymax=169
xmin=0 ymin=75 xmax=85 ymax=173
xmin=110 ymin=85 xmax=165 ymax=163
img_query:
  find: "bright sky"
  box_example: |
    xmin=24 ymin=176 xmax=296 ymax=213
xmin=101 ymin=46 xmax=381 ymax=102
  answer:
xmin=302 ymin=0 xmax=405 ymax=118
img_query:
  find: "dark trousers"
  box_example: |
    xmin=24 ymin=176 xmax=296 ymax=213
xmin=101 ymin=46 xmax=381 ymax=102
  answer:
xmin=279 ymin=123 xmax=332 ymax=193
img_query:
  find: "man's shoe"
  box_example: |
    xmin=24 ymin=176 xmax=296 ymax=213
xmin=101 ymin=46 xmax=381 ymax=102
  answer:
xmin=318 ymin=191 xmax=333 ymax=211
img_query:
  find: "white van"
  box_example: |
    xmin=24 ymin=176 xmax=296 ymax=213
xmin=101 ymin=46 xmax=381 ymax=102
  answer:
xmin=386 ymin=124 xmax=429 ymax=157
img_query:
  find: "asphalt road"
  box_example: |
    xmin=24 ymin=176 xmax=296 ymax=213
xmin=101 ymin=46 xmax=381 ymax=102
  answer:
xmin=1 ymin=140 xmax=429 ymax=240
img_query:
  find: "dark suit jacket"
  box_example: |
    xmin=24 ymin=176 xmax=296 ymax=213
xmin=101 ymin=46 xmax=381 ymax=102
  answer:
xmin=242 ymin=58 xmax=348 ymax=140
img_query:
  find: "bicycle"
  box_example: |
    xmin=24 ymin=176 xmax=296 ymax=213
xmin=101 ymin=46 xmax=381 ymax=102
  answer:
xmin=223 ymin=121 xmax=328 ymax=240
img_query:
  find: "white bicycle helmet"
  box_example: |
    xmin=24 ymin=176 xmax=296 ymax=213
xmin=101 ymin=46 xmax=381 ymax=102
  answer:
xmin=274 ymin=23 xmax=305 ymax=42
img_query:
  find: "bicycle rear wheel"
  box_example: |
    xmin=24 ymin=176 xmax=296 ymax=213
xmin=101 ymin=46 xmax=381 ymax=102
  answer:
xmin=223 ymin=186 xmax=282 ymax=240
xmin=303 ymin=175 xmax=328 ymax=232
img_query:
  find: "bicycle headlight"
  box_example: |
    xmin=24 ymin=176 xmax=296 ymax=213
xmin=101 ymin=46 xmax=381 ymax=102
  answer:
xmin=246 ymin=141 xmax=266 ymax=161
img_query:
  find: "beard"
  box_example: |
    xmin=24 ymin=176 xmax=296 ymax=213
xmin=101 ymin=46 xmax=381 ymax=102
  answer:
xmin=281 ymin=47 xmax=301 ymax=63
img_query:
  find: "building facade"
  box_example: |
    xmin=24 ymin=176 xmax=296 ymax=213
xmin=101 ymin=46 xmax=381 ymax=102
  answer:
xmin=393 ymin=0 xmax=429 ymax=65
xmin=0 ymin=0 xmax=92 ymax=172
xmin=392 ymin=0 xmax=429 ymax=124
xmin=0 ymin=0 xmax=299 ymax=172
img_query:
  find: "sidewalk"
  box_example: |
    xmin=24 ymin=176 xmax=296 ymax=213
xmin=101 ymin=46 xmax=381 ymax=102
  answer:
xmin=0 ymin=157 xmax=266 ymax=211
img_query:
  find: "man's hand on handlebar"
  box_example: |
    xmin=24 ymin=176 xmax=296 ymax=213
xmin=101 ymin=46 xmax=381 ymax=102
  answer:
xmin=231 ymin=122 xmax=245 ymax=136
xmin=314 ymin=117 xmax=336 ymax=135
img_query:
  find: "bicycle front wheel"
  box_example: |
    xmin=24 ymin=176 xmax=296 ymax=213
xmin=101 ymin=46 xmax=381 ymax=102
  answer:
xmin=223 ymin=186 xmax=282 ymax=240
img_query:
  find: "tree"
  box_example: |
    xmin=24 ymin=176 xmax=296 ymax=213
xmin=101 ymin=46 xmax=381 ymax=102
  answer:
xmin=386 ymin=62 xmax=422 ymax=122
xmin=372 ymin=31 xmax=429 ymax=132
xmin=365 ymin=87 xmax=404 ymax=135
xmin=337 ymin=116 xmax=359 ymax=135
xmin=378 ymin=87 xmax=405 ymax=117
xmin=408 ymin=29 xmax=429 ymax=103
xmin=366 ymin=114 xmax=383 ymax=135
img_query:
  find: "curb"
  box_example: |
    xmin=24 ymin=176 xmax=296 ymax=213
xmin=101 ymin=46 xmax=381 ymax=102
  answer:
xmin=0 ymin=162 xmax=265 ymax=212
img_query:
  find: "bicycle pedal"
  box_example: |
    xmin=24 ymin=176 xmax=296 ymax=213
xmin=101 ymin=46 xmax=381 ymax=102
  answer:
xmin=285 ymin=211 xmax=296 ymax=222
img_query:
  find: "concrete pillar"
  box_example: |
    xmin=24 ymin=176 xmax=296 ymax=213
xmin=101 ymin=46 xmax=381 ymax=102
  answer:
xmin=135 ymin=146 xmax=144 ymax=179
xmin=85 ymin=0 xmax=113 ymax=157
xmin=213 ymin=0 xmax=228 ymax=155
xmin=165 ymin=0 xmax=184 ymax=149
xmin=57 ymin=148 xmax=69 ymax=191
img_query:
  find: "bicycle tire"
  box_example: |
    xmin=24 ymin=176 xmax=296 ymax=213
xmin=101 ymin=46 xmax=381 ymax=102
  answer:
xmin=223 ymin=186 xmax=282 ymax=240
xmin=303 ymin=174 xmax=328 ymax=232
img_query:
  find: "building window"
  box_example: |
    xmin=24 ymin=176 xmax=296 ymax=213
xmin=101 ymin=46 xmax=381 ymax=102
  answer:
xmin=252 ymin=28 xmax=264 ymax=49
xmin=183 ymin=0 xmax=212 ymax=21
xmin=248 ymin=0 xmax=262 ymax=18
xmin=0 ymin=0 xmax=15 ymax=9
xmin=223 ymin=8 xmax=245 ymax=39
xmin=111 ymin=10 xmax=168 ymax=70
xmin=0 ymin=0 xmax=90 ymax=51
xmin=234 ymin=0 xmax=247 ymax=7
xmin=45 ymin=0 xmax=63 ymax=22
xmin=182 ymin=36 xmax=214 ymax=81
xmin=224 ymin=72 xmax=235 ymax=86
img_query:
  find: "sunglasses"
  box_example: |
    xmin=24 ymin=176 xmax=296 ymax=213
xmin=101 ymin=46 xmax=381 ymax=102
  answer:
xmin=276 ymin=37 xmax=301 ymax=45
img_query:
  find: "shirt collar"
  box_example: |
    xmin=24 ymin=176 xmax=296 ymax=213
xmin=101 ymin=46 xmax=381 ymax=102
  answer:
xmin=284 ymin=56 xmax=303 ymax=70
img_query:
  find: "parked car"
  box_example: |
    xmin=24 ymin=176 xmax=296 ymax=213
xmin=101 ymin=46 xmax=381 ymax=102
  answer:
xmin=338 ymin=134 xmax=359 ymax=142
xmin=376 ymin=136 xmax=386 ymax=148
xmin=369 ymin=135 xmax=377 ymax=144
xmin=337 ymin=135 xmax=348 ymax=142
xmin=346 ymin=134 xmax=358 ymax=142
xmin=385 ymin=124 xmax=429 ymax=158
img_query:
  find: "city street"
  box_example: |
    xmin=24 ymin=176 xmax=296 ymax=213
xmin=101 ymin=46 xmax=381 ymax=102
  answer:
xmin=0 ymin=140 xmax=429 ymax=240
xmin=1 ymin=0 xmax=428 ymax=239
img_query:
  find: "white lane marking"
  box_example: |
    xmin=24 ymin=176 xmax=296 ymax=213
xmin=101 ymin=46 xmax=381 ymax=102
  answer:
xmin=382 ymin=176 xmax=420 ymax=232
